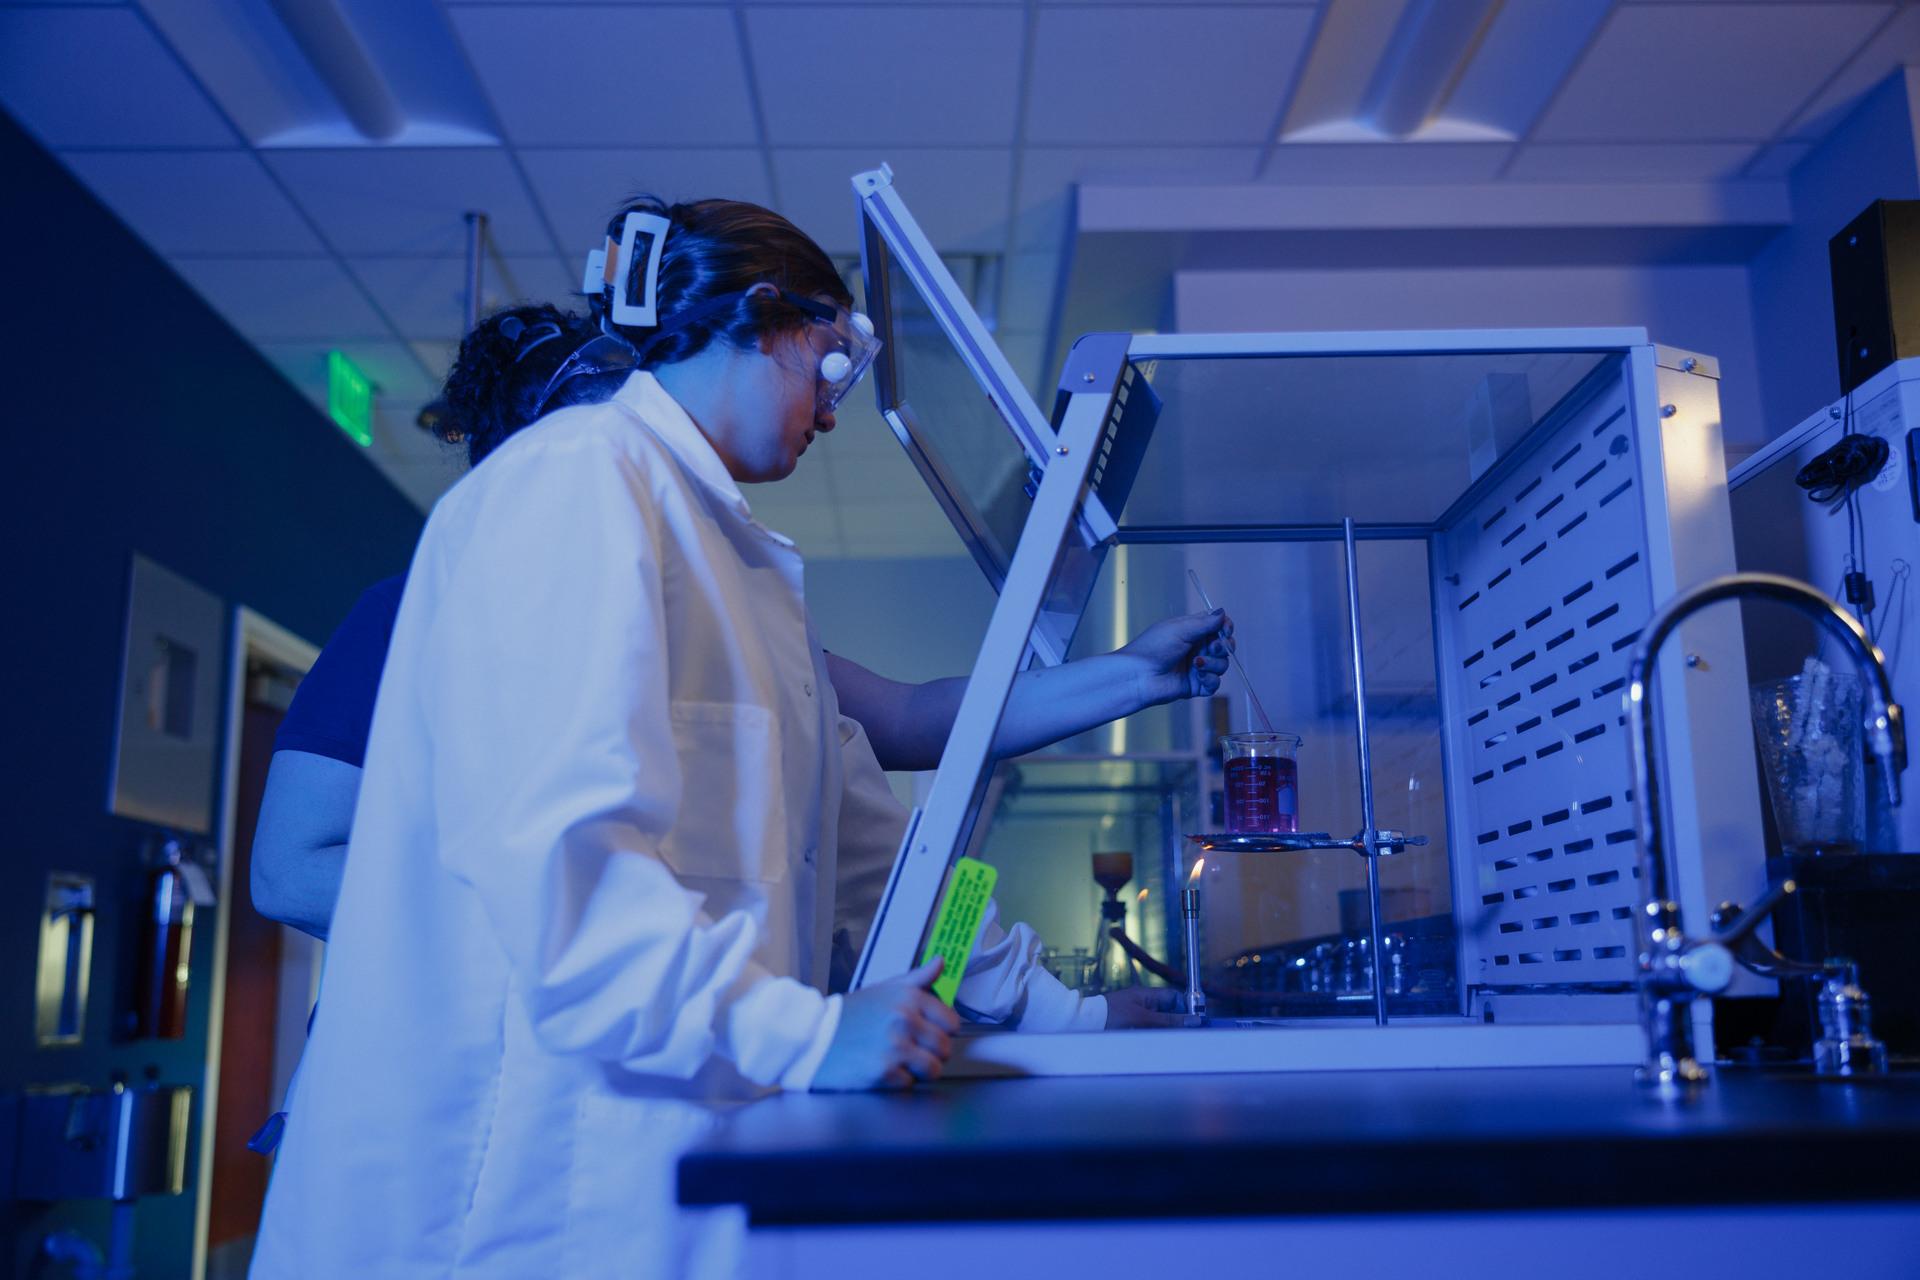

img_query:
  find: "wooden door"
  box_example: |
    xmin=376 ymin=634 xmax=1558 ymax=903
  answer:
xmin=207 ymin=698 xmax=285 ymax=1248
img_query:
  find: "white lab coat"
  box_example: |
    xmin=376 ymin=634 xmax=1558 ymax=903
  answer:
xmin=253 ymin=373 xmax=848 ymax=1279
xmin=252 ymin=370 xmax=1096 ymax=1279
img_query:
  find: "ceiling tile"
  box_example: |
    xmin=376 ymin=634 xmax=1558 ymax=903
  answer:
xmin=1742 ymin=138 xmax=1817 ymax=180
xmin=410 ymin=340 xmax=462 ymax=385
xmin=350 ymin=254 xmax=577 ymax=340
xmin=171 ymin=256 xmax=392 ymax=341
xmin=1261 ymin=142 xmax=1514 ymax=184
xmin=1015 ymin=146 xmax=1261 ymax=251
xmin=1503 ymin=142 xmax=1760 ymax=182
xmin=60 ymin=150 xmax=325 ymax=255
xmin=0 ymin=8 xmax=236 ymax=147
xmin=1026 ymin=6 xmax=1317 ymax=145
xmin=447 ymin=6 xmax=757 ymax=146
xmin=518 ymin=148 xmax=772 ymax=251
xmin=1785 ymin=6 xmax=1919 ymax=139
xmin=773 ymin=148 xmax=1012 ymax=255
xmin=265 ymin=148 xmax=553 ymax=255
xmin=745 ymin=6 xmax=1023 ymax=146
xmin=1532 ymin=3 xmax=1893 ymax=142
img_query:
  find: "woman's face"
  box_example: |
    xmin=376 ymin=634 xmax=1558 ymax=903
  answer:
xmin=726 ymin=313 xmax=841 ymax=484
xmin=656 ymin=295 xmax=849 ymax=486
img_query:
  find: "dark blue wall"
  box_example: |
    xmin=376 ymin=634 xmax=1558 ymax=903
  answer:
xmin=0 ymin=108 xmax=423 ymax=1276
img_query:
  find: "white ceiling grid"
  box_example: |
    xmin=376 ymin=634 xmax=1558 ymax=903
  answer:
xmin=2 ymin=0 xmax=1917 ymax=544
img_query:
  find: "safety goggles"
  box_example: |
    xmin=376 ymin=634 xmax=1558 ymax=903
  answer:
xmin=535 ymin=332 xmax=639 ymax=416
xmin=806 ymin=303 xmax=881 ymax=416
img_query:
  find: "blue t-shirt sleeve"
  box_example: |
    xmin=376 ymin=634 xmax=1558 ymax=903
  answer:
xmin=274 ymin=574 xmax=406 ymax=769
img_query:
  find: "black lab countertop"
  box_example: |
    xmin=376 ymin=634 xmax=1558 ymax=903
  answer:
xmin=679 ymin=1066 xmax=1920 ymax=1224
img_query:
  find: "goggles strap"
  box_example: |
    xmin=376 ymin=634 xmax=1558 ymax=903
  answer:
xmin=535 ymin=334 xmax=638 ymax=416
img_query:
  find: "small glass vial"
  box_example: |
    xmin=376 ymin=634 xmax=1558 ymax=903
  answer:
xmin=1221 ymin=732 xmax=1301 ymax=834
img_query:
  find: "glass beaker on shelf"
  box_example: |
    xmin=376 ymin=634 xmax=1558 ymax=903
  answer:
xmin=1221 ymin=732 xmax=1301 ymax=834
xmin=1751 ymin=666 xmax=1865 ymax=852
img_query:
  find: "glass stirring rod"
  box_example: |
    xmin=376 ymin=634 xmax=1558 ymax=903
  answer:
xmin=1188 ymin=568 xmax=1276 ymax=732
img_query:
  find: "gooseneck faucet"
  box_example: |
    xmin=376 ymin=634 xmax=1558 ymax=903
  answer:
xmin=1624 ymin=572 xmax=1906 ymax=1091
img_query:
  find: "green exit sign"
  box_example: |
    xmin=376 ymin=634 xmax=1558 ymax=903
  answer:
xmin=327 ymin=351 xmax=374 ymax=447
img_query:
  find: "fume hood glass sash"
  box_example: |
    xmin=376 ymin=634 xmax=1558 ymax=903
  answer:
xmin=850 ymin=386 xmax=1116 ymax=988
xmin=855 ymin=167 xmax=1115 ymax=666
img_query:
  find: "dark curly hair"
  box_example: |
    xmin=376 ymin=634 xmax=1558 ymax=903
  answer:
xmin=591 ymin=196 xmax=851 ymax=369
xmin=434 ymin=304 xmax=628 ymax=467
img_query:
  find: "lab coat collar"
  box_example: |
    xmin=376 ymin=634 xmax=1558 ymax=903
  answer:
xmin=613 ymin=371 xmax=802 ymax=551
xmin=612 ymin=371 xmax=755 ymax=517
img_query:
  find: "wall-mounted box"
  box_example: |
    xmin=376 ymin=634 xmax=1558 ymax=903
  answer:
xmin=108 ymin=555 xmax=224 ymax=834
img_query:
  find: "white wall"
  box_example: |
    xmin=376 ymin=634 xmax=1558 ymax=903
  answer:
xmin=1174 ymin=262 xmax=1766 ymax=445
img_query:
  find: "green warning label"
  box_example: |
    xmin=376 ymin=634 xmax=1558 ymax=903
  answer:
xmin=921 ymin=857 xmax=997 ymax=1006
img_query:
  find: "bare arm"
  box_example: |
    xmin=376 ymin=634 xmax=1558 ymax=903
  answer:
xmin=250 ymin=749 xmax=361 ymax=940
xmin=827 ymin=610 xmax=1232 ymax=772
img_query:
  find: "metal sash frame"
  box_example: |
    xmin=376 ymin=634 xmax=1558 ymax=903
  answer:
xmin=851 ymin=388 xmax=1114 ymax=987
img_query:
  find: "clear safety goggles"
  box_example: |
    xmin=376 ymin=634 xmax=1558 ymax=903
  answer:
xmin=535 ymin=332 xmax=639 ymax=416
xmin=805 ymin=304 xmax=881 ymax=416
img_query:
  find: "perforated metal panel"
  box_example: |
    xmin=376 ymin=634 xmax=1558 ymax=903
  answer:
xmin=1438 ymin=368 xmax=1654 ymax=988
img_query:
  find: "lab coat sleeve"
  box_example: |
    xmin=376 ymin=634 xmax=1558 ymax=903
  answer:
xmin=956 ymin=900 xmax=1108 ymax=1033
xmin=421 ymin=433 xmax=839 ymax=1089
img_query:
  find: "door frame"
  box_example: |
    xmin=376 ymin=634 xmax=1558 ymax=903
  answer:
xmin=192 ymin=607 xmax=319 ymax=1280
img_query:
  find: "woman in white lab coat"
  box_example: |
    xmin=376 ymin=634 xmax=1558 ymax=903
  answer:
xmin=250 ymin=199 xmax=963 ymax=1279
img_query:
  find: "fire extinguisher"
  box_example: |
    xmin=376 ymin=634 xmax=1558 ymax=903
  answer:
xmin=137 ymin=838 xmax=202 ymax=1040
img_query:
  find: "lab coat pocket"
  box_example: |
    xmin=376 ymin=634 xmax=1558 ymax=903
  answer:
xmin=660 ymin=700 xmax=788 ymax=885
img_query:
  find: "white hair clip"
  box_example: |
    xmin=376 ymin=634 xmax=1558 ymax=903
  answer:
xmin=609 ymin=211 xmax=670 ymax=328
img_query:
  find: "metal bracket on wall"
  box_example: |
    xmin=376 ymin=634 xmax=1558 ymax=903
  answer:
xmin=35 ymin=873 xmax=94 ymax=1047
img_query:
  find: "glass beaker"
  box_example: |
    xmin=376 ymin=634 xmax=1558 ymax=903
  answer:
xmin=1751 ymin=671 xmax=1865 ymax=852
xmin=1221 ymin=732 xmax=1301 ymax=833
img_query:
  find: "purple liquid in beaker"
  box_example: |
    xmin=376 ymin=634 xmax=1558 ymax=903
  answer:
xmin=1224 ymin=754 xmax=1298 ymax=834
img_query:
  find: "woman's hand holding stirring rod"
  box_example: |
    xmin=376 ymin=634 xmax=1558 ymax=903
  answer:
xmin=1188 ymin=569 xmax=1276 ymax=732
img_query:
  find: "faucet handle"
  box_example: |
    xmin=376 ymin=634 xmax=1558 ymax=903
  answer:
xmin=1708 ymin=878 xmax=1797 ymax=948
xmin=1709 ymin=880 xmax=1852 ymax=981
